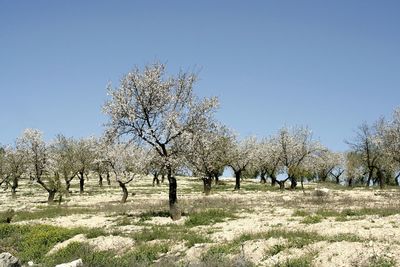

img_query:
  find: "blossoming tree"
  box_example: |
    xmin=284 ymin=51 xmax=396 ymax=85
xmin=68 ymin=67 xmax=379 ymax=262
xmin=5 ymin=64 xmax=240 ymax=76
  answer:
xmin=103 ymin=62 xmax=218 ymax=219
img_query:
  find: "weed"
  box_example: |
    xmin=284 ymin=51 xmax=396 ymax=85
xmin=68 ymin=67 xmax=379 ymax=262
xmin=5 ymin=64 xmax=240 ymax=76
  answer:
xmin=185 ymin=209 xmax=237 ymax=227
xmin=301 ymin=215 xmax=323 ymax=224
xmin=0 ymin=223 xmax=107 ymax=263
xmin=276 ymin=255 xmax=313 ymax=267
xmin=265 ymin=243 xmax=286 ymax=256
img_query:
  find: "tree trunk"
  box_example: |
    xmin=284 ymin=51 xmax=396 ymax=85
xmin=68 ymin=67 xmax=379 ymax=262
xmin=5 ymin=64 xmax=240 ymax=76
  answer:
xmin=99 ymin=174 xmax=103 ymax=187
xmin=277 ymin=180 xmax=285 ymax=190
xmin=168 ymin=175 xmax=181 ymax=220
xmin=366 ymin=168 xmax=373 ymax=187
xmin=11 ymin=187 xmax=17 ymax=198
xmin=48 ymin=190 xmax=56 ymax=203
xmin=260 ymin=173 xmax=266 ymax=184
xmin=161 ymin=173 xmax=165 ymax=183
xmin=290 ymin=177 xmax=297 ymax=189
xmin=64 ymin=178 xmax=72 ymax=196
xmin=377 ymin=169 xmax=384 ymax=189
xmin=234 ymin=170 xmax=241 ymax=190
xmin=79 ymin=174 xmax=84 ymax=194
xmin=271 ymin=175 xmax=277 ymax=187
xmin=118 ymin=181 xmax=129 ymax=203
xmin=348 ymin=178 xmax=353 ymax=187
xmin=11 ymin=177 xmax=18 ymax=198
xmin=335 ymin=176 xmax=340 ymax=184
xmin=106 ymin=172 xmax=111 ymax=185
xmin=153 ymin=174 xmax=160 ymax=187
xmin=203 ymin=176 xmax=212 ymax=196
xmin=214 ymin=174 xmax=219 ymax=185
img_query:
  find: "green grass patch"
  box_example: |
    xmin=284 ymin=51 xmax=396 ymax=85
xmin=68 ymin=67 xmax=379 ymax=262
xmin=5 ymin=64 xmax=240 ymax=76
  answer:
xmin=138 ymin=210 xmax=170 ymax=222
xmin=367 ymin=255 xmax=396 ymax=267
xmin=44 ymin=241 xmax=169 ymax=267
xmin=276 ymin=255 xmax=313 ymax=267
xmin=205 ymin=229 xmax=366 ymax=262
xmin=292 ymin=207 xmax=400 ymax=223
xmin=1 ymin=206 xmax=94 ymax=222
xmin=0 ymin=223 xmax=107 ymax=263
xmin=131 ymin=224 xmax=211 ymax=247
xmin=301 ymin=215 xmax=323 ymax=224
xmin=292 ymin=210 xmax=310 ymax=217
xmin=265 ymin=243 xmax=286 ymax=256
xmin=185 ymin=209 xmax=237 ymax=227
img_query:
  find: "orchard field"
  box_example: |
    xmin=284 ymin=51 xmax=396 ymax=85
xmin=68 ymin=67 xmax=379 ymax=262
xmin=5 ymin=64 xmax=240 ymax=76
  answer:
xmin=1 ymin=176 xmax=400 ymax=267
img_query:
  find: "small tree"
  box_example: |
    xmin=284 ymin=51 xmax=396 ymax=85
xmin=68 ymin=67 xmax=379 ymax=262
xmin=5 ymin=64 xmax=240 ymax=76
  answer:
xmin=104 ymin=62 xmax=218 ymax=219
xmin=277 ymin=126 xmax=323 ymax=189
xmin=50 ymin=135 xmax=78 ymax=193
xmin=17 ymin=129 xmax=61 ymax=203
xmin=345 ymin=151 xmax=364 ymax=187
xmin=92 ymin=138 xmax=112 ymax=187
xmin=227 ymin=136 xmax=257 ymax=190
xmin=186 ymin=124 xmax=231 ymax=195
xmin=4 ymin=145 xmax=27 ymax=197
xmin=382 ymin=107 xmax=400 ymax=186
xmin=347 ymin=120 xmax=389 ymax=188
xmin=313 ymin=149 xmax=342 ymax=183
xmin=74 ymin=137 xmax=95 ymax=194
xmin=105 ymin=143 xmax=147 ymax=203
xmin=0 ymin=146 xmax=8 ymax=189
xmin=253 ymin=137 xmax=283 ymax=186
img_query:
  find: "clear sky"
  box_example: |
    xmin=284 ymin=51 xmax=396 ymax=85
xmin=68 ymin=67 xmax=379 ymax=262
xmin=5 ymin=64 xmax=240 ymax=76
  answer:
xmin=1 ymin=0 xmax=399 ymax=151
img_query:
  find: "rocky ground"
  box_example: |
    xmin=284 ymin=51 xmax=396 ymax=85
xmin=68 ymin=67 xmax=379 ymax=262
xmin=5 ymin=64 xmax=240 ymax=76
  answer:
xmin=1 ymin=176 xmax=400 ymax=266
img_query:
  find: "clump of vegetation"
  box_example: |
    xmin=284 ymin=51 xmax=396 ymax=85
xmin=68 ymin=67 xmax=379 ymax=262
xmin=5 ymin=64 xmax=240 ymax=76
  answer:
xmin=131 ymin=224 xmax=211 ymax=247
xmin=292 ymin=210 xmax=310 ymax=217
xmin=301 ymin=215 xmax=323 ymax=224
xmin=293 ymin=207 xmax=400 ymax=223
xmin=367 ymin=255 xmax=396 ymax=267
xmin=185 ymin=209 xmax=237 ymax=227
xmin=0 ymin=209 xmax=15 ymax=223
xmin=9 ymin=206 xmax=93 ymax=222
xmin=199 ymin=253 xmax=255 ymax=267
xmin=138 ymin=210 xmax=170 ymax=222
xmin=0 ymin=223 xmax=107 ymax=263
xmin=127 ymin=243 xmax=169 ymax=263
xmin=276 ymin=255 xmax=314 ymax=267
xmin=204 ymin=230 xmax=320 ymax=262
xmin=265 ymin=243 xmax=286 ymax=256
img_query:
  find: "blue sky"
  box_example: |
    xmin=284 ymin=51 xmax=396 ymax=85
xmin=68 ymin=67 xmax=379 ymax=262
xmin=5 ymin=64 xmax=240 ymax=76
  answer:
xmin=1 ymin=0 xmax=399 ymax=151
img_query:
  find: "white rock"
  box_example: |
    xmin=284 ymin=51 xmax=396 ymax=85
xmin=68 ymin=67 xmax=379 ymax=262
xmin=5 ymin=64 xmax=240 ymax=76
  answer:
xmin=55 ymin=259 xmax=83 ymax=267
xmin=0 ymin=252 xmax=21 ymax=267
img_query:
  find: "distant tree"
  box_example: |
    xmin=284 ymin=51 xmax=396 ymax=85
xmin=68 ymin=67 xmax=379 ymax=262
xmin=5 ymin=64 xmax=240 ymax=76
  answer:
xmin=382 ymin=107 xmax=400 ymax=186
xmin=347 ymin=120 xmax=389 ymax=188
xmin=330 ymin=152 xmax=346 ymax=184
xmin=74 ymin=137 xmax=95 ymax=194
xmin=186 ymin=124 xmax=231 ymax=195
xmin=0 ymin=146 xmax=8 ymax=189
xmin=105 ymin=143 xmax=147 ymax=203
xmin=227 ymin=136 xmax=257 ymax=190
xmin=92 ymin=138 xmax=112 ymax=187
xmin=345 ymin=151 xmax=364 ymax=187
xmin=17 ymin=129 xmax=62 ymax=203
xmin=4 ymin=145 xmax=27 ymax=197
xmin=277 ymin=126 xmax=323 ymax=189
xmin=103 ymin=62 xmax=218 ymax=219
xmin=50 ymin=135 xmax=78 ymax=193
xmin=313 ymin=149 xmax=342 ymax=183
xmin=145 ymin=150 xmax=166 ymax=187
xmin=253 ymin=137 xmax=283 ymax=186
